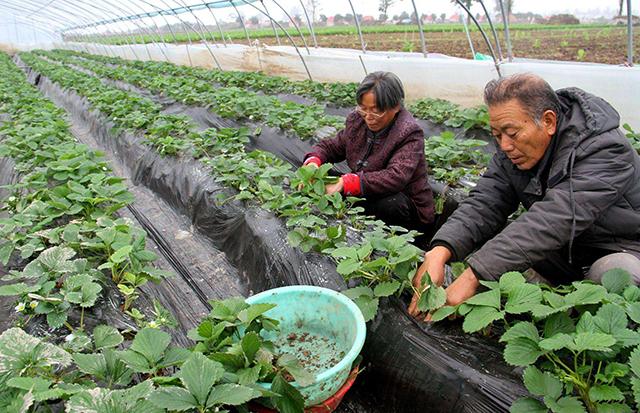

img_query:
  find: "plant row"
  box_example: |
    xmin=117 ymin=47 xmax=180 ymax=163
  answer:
xmin=57 ymin=48 xmax=492 ymax=132
xmin=0 ymin=52 xmax=322 ymax=413
xmin=41 ymin=49 xmax=491 ymax=187
xmin=38 ymin=49 xmax=345 ymax=140
xmin=0 ymin=52 xmax=169 ymax=332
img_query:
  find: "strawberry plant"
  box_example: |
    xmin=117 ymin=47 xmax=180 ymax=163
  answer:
xmin=187 ymin=297 xmax=311 ymax=412
xmin=425 ymin=131 xmax=490 ymax=186
xmin=431 ymin=270 xmax=640 ymax=412
xmin=623 ymin=123 xmax=640 ymax=154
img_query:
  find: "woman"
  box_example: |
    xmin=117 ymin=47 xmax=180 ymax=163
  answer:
xmin=302 ymin=71 xmax=435 ymax=237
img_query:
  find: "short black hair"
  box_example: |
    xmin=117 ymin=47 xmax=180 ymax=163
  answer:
xmin=356 ymin=71 xmax=405 ymax=111
xmin=484 ymin=73 xmax=561 ymax=125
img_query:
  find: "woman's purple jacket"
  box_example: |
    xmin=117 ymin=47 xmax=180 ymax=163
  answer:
xmin=305 ymin=108 xmax=435 ymax=225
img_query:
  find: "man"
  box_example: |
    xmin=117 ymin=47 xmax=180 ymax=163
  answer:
xmin=409 ymin=73 xmax=640 ymax=316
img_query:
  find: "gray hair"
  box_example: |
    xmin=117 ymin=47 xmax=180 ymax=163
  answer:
xmin=356 ymin=71 xmax=405 ymax=111
xmin=483 ymin=73 xmax=561 ymax=125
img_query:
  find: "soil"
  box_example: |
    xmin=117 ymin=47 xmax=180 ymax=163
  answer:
xmin=234 ymin=27 xmax=640 ymax=65
xmin=277 ymin=330 xmax=346 ymax=374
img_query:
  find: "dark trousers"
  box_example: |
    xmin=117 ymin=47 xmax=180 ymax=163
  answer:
xmin=532 ymin=246 xmax=640 ymax=285
xmin=359 ymin=193 xmax=438 ymax=249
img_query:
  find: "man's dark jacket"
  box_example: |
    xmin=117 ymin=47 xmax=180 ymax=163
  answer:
xmin=306 ymin=108 xmax=435 ymax=225
xmin=432 ymin=87 xmax=640 ymax=280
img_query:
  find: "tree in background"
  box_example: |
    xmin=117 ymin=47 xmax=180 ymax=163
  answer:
xmin=304 ymin=0 xmax=320 ymax=22
xmin=378 ymin=0 xmax=395 ymax=18
xmin=440 ymin=13 xmax=447 ymax=22
xmin=494 ymin=0 xmax=515 ymax=22
xmin=451 ymin=0 xmax=475 ymax=24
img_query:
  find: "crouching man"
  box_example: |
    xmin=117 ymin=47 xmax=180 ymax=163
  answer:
xmin=409 ymin=73 xmax=640 ymax=316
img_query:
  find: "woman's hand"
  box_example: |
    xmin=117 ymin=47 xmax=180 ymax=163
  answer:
xmin=297 ymin=163 xmax=318 ymax=191
xmin=325 ymin=177 xmax=344 ymax=195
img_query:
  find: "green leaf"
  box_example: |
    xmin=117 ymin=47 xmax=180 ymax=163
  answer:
xmin=341 ymin=286 xmax=373 ymax=300
xmin=47 ymin=310 xmax=68 ymax=329
xmin=0 ymin=282 xmax=40 ymax=296
xmin=500 ymin=321 xmax=539 ymax=343
xmin=504 ymin=338 xmax=543 ymax=366
xmin=430 ymin=305 xmax=457 ymax=322
xmin=576 ymin=311 xmax=597 ymax=334
xmin=465 ymin=288 xmax=501 ymax=309
xmin=207 ymin=383 xmax=261 ymax=407
xmin=543 ymin=312 xmax=575 ymax=338
xmin=462 ymin=306 xmax=504 ymax=333
xmin=0 ymin=242 xmax=14 ymax=265
xmin=629 ymin=346 xmax=640 ymax=377
xmin=130 ymin=328 xmax=171 ymax=364
xmin=0 ymin=328 xmax=72 ymax=373
xmin=565 ymin=283 xmax=607 ymax=306
xmin=7 ymin=377 xmax=52 ymax=392
xmin=329 ymin=247 xmax=358 ymax=260
xmin=601 ymin=269 xmax=632 ymax=294
xmin=417 ymin=284 xmax=447 ymax=312
xmin=633 ymin=377 xmax=640 ymax=411
xmin=588 ymin=384 xmax=625 ymax=402
xmin=237 ymin=365 xmax=261 ymax=385
xmin=180 ymin=352 xmax=225 ymax=406
xmin=569 ymin=332 xmax=616 ymax=352
xmin=593 ymin=403 xmax=633 ymax=413
xmin=353 ymin=295 xmax=379 ymax=322
xmin=499 ymin=271 xmax=526 ymax=294
xmin=505 ymin=283 xmax=542 ymax=314
xmin=237 ymin=303 xmax=276 ymax=325
xmin=539 ymin=333 xmax=574 ymax=351
xmin=277 ymin=353 xmax=315 ymax=387
xmin=336 ymin=258 xmax=361 ymax=275
xmin=626 ymin=302 xmax=640 ymax=324
xmin=373 ymin=281 xmax=400 ymax=297
xmin=150 ymin=386 xmax=197 ymax=411
xmin=241 ymin=332 xmax=261 ymax=363
xmin=546 ymin=396 xmax=587 ymax=413
xmin=93 ymin=325 xmax=123 ymax=349
xmin=522 ymin=366 xmax=562 ymax=399
xmin=271 ymin=373 xmax=305 ymax=413
xmin=623 ymin=286 xmax=640 ymax=302
xmin=509 ymin=397 xmax=547 ymax=413
xmin=594 ymin=304 xmax=628 ymax=335
xmin=73 ymin=353 xmax=106 ymax=377
xmin=110 ymin=245 xmax=133 ymax=264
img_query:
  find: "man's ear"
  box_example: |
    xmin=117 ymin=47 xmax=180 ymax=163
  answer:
xmin=541 ymin=110 xmax=557 ymax=137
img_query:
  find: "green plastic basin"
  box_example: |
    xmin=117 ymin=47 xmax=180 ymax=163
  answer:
xmin=246 ymin=285 xmax=366 ymax=406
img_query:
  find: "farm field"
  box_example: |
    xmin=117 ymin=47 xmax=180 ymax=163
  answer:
xmin=94 ymin=25 xmax=640 ymax=65
xmin=228 ymin=26 xmax=640 ymax=65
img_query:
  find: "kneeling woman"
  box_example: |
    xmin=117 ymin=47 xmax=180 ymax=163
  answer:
xmin=303 ymin=71 xmax=435 ymax=238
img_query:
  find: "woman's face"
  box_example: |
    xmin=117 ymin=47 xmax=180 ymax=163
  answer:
xmin=357 ymin=91 xmax=400 ymax=132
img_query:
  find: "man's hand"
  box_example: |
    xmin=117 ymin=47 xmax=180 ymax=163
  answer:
xmin=325 ymin=177 xmax=344 ymax=195
xmin=408 ymin=246 xmax=451 ymax=317
xmin=444 ymin=267 xmax=479 ymax=306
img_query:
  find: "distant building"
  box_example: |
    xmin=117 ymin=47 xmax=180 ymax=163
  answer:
xmin=327 ymin=16 xmax=335 ymax=27
xmin=362 ymin=15 xmax=375 ymax=24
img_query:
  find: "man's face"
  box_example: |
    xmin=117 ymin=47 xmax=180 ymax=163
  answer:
xmin=489 ymin=99 xmax=556 ymax=170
